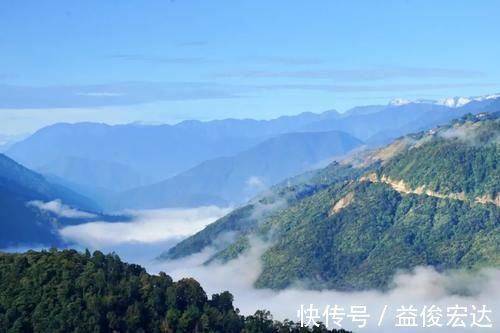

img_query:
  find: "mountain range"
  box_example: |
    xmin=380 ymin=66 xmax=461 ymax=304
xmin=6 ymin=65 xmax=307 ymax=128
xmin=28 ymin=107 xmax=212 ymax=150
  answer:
xmin=163 ymin=111 xmax=500 ymax=291
xmin=6 ymin=95 xmax=499 ymax=210
xmin=5 ymin=112 xmax=341 ymax=193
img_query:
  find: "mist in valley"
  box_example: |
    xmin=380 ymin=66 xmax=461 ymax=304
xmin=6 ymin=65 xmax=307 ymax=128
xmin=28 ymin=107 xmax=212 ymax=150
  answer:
xmin=54 ymin=206 xmax=499 ymax=333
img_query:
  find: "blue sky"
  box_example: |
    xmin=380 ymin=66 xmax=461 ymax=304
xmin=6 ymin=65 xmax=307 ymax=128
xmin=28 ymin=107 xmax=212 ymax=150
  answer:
xmin=1 ymin=0 xmax=500 ymax=134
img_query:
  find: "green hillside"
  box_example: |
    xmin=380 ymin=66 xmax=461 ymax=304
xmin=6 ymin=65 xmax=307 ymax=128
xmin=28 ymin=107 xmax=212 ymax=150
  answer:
xmin=381 ymin=114 xmax=499 ymax=200
xmin=0 ymin=250 xmax=349 ymax=333
xmin=162 ymin=162 xmax=373 ymax=261
xmin=163 ymin=112 xmax=500 ymax=291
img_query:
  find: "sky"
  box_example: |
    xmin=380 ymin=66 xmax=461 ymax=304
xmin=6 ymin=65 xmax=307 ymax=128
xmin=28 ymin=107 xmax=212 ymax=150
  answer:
xmin=1 ymin=0 xmax=500 ymax=135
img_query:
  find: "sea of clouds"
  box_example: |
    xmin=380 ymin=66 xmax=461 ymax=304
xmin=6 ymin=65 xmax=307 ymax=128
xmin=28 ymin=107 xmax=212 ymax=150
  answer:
xmin=19 ymin=203 xmax=499 ymax=332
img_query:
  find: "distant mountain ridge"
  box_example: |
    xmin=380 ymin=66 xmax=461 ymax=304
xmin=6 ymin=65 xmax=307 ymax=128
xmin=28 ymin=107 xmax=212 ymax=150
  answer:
xmin=6 ymin=95 xmax=500 ymax=210
xmin=5 ymin=111 xmax=342 ymax=195
xmin=110 ymin=130 xmax=363 ymax=209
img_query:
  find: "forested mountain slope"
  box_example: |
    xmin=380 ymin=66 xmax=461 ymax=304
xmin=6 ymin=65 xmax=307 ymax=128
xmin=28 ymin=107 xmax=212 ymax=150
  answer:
xmin=162 ymin=162 xmax=374 ymax=261
xmin=163 ymin=112 xmax=500 ymax=291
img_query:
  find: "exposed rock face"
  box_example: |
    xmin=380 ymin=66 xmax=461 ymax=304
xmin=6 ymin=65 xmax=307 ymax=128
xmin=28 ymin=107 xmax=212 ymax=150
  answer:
xmin=328 ymin=192 xmax=354 ymax=216
xmin=360 ymin=173 xmax=499 ymax=207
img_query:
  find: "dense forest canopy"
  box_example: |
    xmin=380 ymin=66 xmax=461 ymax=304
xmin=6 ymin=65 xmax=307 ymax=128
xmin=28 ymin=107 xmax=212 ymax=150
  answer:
xmin=0 ymin=250 xmax=350 ymax=333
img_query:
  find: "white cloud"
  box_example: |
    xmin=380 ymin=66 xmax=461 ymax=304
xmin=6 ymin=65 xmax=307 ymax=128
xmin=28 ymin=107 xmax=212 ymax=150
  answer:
xmin=439 ymin=123 xmax=481 ymax=142
xmin=28 ymin=199 xmax=96 ymax=218
xmin=74 ymin=92 xmax=124 ymax=97
xmin=438 ymin=121 xmax=500 ymax=145
xmin=246 ymin=176 xmax=267 ymax=190
xmin=59 ymin=206 xmax=231 ymax=248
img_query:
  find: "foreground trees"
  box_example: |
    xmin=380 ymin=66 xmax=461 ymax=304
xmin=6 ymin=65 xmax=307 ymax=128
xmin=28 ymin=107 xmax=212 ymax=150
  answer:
xmin=0 ymin=250 xmax=349 ymax=333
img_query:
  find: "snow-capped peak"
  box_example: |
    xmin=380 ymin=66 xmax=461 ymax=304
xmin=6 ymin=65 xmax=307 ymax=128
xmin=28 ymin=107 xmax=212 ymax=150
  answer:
xmin=388 ymin=93 xmax=500 ymax=108
xmin=473 ymin=93 xmax=500 ymax=102
xmin=437 ymin=97 xmax=471 ymax=108
xmin=438 ymin=94 xmax=500 ymax=107
xmin=389 ymin=98 xmax=411 ymax=106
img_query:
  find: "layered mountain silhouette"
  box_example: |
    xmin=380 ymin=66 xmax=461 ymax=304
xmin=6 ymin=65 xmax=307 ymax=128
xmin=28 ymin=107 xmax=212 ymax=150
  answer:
xmin=111 ymin=130 xmax=363 ymax=209
xmin=5 ymin=112 xmax=342 ymax=193
xmin=6 ymin=96 xmax=499 ymax=210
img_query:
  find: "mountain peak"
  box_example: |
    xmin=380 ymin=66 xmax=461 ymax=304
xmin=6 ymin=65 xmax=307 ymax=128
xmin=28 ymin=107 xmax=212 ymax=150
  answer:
xmin=388 ymin=98 xmax=412 ymax=106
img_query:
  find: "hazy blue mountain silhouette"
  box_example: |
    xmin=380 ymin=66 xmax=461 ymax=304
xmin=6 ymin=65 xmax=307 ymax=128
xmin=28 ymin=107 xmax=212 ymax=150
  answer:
xmin=6 ymin=111 xmax=342 ymax=194
xmin=6 ymin=98 xmax=499 ymax=209
xmin=111 ymin=130 xmax=363 ymax=209
xmin=0 ymin=154 xmax=99 ymax=247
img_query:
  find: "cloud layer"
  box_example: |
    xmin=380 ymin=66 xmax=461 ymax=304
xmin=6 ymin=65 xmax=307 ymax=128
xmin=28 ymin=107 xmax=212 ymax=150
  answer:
xmin=0 ymin=82 xmax=241 ymax=109
xmin=213 ymin=67 xmax=484 ymax=81
xmin=60 ymin=206 xmax=231 ymax=248
xmin=0 ymin=67 xmax=492 ymax=110
xmin=28 ymin=200 xmax=96 ymax=218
